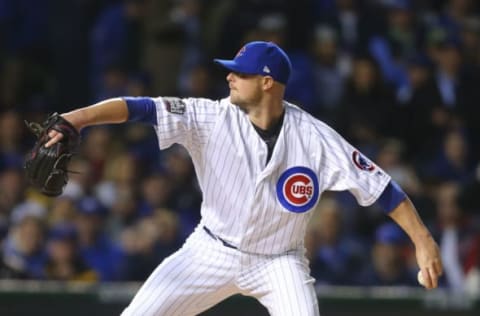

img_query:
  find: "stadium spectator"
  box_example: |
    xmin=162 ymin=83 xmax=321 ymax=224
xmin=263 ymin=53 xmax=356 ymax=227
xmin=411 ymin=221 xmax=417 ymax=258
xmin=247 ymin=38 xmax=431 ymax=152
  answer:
xmin=368 ymin=0 xmax=423 ymax=96
xmin=61 ymin=156 xmax=94 ymax=200
xmin=311 ymin=24 xmax=348 ymax=121
xmin=357 ymin=222 xmax=417 ymax=286
xmin=74 ymin=196 xmax=123 ymax=281
xmin=306 ymin=198 xmax=368 ymax=285
xmin=0 ymin=167 xmax=26 ymax=226
xmin=336 ymin=53 xmax=396 ymax=150
xmin=118 ymin=208 xmax=181 ymax=281
xmin=44 ymin=223 xmax=98 ymax=282
xmin=89 ymin=0 xmax=148 ymax=100
xmin=430 ymin=182 xmax=476 ymax=290
xmin=47 ymin=197 xmax=78 ymax=228
xmin=422 ymin=128 xmax=475 ymax=184
xmin=0 ymin=111 xmax=26 ymax=171
xmin=137 ymin=172 xmax=174 ymax=217
xmin=106 ymin=185 xmax=141 ymax=241
xmin=1 ymin=202 xmax=47 ymax=279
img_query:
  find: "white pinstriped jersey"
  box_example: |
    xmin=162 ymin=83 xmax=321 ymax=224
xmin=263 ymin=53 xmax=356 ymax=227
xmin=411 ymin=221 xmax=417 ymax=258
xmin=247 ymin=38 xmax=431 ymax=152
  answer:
xmin=153 ymin=96 xmax=391 ymax=255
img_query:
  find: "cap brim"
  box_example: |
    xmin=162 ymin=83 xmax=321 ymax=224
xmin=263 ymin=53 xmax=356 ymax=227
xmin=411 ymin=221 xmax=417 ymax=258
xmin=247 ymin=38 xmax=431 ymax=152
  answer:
xmin=213 ymin=59 xmax=257 ymax=75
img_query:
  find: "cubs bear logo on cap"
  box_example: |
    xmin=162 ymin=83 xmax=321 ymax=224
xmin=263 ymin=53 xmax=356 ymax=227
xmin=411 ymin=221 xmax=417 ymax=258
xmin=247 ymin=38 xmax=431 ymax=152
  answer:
xmin=213 ymin=41 xmax=292 ymax=85
xmin=276 ymin=166 xmax=319 ymax=213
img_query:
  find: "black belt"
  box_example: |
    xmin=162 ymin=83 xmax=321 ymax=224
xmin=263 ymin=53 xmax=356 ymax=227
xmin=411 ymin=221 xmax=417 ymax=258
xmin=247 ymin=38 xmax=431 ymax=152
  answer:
xmin=203 ymin=226 xmax=238 ymax=249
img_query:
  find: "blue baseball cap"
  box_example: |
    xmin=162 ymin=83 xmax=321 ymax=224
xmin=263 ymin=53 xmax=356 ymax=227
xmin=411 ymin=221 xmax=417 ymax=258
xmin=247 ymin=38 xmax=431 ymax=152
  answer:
xmin=214 ymin=41 xmax=292 ymax=85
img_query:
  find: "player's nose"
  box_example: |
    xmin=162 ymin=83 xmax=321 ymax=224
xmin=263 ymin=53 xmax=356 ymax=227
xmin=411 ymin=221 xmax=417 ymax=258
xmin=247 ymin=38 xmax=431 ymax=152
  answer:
xmin=226 ymin=72 xmax=234 ymax=82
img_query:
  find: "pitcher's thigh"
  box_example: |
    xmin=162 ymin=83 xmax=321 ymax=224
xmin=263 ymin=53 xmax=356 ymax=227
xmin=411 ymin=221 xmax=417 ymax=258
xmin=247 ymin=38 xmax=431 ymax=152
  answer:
xmin=121 ymin=246 xmax=237 ymax=316
xmin=256 ymin=255 xmax=319 ymax=316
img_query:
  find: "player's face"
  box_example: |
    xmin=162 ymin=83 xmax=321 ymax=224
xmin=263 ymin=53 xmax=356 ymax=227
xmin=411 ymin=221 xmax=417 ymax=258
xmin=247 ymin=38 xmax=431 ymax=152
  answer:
xmin=226 ymin=72 xmax=263 ymax=111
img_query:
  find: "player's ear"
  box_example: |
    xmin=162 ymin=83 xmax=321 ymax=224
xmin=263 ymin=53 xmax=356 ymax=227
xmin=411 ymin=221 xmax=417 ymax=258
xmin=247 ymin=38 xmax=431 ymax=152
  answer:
xmin=262 ymin=76 xmax=274 ymax=90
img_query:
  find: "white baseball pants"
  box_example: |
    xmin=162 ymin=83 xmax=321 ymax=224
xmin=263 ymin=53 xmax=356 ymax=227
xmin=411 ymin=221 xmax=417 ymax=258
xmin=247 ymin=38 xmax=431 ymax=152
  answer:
xmin=121 ymin=226 xmax=319 ymax=316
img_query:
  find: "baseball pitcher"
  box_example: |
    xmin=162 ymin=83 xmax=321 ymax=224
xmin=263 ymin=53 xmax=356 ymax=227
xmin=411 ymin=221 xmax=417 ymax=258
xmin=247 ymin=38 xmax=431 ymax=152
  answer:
xmin=35 ymin=41 xmax=442 ymax=316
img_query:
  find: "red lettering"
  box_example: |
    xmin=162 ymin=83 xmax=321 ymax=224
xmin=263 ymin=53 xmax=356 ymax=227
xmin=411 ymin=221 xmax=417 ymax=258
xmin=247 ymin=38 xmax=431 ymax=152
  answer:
xmin=306 ymin=187 xmax=312 ymax=196
xmin=285 ymin=175 xmax=314 ymax=205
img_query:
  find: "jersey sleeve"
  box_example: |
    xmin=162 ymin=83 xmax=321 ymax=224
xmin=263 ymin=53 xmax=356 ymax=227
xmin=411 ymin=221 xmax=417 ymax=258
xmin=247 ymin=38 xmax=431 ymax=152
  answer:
xmin=318 ymin=124 xmax=391 ymax=206
xmin=152 ymin=97 xmax=222 ymax=151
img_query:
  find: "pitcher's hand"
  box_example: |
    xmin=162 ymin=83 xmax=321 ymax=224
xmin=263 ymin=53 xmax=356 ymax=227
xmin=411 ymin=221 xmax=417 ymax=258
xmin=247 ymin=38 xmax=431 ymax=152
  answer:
xmin=415 ymin=235 xmax=443 ymax=289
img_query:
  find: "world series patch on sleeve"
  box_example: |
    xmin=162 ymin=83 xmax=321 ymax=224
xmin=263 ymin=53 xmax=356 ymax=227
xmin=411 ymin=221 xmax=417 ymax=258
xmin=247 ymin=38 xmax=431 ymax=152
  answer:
xmin=164 ymin=97 xmax=186 ymax=115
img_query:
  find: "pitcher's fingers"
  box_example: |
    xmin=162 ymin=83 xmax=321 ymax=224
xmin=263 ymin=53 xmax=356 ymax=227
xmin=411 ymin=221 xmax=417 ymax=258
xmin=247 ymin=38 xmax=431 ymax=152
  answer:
xmin=433 ymin=259 xmax=443 ymax=277
xmin=427 ymin=267 xmax=439 ymax=289
xmin=45 ymin=133 xmax=63 ymax=147
xmin=420 ymin=269 xmax=432 ymax=289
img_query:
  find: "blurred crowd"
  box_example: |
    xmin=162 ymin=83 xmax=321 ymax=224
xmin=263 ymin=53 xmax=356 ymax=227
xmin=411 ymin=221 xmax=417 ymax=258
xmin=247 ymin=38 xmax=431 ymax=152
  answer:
xmin=0 ymin=0 xmax=479 ymax=295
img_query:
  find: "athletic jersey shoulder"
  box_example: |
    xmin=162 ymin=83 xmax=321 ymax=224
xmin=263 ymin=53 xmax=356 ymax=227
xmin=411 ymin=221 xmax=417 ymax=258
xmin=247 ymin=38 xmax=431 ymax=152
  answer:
xmin=151 ymin=96 xmax=226 ymax=152
xmin=284 ymin=102 xmax=391 ymax=206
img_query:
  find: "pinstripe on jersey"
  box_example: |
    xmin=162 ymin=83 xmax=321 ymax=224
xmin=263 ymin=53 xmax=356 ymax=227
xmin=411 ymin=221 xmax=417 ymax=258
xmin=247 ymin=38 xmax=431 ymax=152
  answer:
xmin=121 ymin=225 xmax=319 ymax=316
xmin=152 ymin=96 xmax=391 ymax=255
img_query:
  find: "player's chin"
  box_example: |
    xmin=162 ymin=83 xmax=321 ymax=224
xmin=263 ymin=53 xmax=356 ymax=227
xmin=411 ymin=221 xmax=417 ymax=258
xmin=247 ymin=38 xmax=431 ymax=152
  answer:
xmin=229 ymin=93 xmax=239 ymax=105
xmin=231 ymin=98 xmax=248 ymax=113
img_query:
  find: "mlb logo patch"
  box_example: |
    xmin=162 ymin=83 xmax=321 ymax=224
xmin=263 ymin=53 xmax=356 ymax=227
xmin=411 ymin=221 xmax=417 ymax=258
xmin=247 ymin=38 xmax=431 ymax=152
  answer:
xmin=352 ymin=150 xmax=375 ymax=171
xmin=164 ymin=98 xmax=186 ymax=115
xmin=276 ymin=166 xmax=319 ymax=213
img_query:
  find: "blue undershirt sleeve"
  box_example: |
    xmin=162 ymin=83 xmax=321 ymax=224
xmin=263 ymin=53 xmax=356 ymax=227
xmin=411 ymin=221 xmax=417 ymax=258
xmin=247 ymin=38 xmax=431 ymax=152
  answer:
xmin=123 ymin=97 xmax=157 ymax=125
xmin=377 ymin=180 xmax=408 ymax=214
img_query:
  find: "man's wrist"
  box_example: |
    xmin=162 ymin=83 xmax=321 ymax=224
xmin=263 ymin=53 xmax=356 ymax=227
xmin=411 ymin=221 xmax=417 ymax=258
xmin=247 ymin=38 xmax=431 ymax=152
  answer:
xmin=412 ymin=230 xmax=435 ymax=247
xmin=61 ymin=110 xmax=85 ymax=132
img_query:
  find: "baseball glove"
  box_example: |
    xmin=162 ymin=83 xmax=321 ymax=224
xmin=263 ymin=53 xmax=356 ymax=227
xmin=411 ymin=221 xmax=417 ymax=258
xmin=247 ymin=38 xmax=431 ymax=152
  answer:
xmin=24 ymin=113 xmax=80 ymax=196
